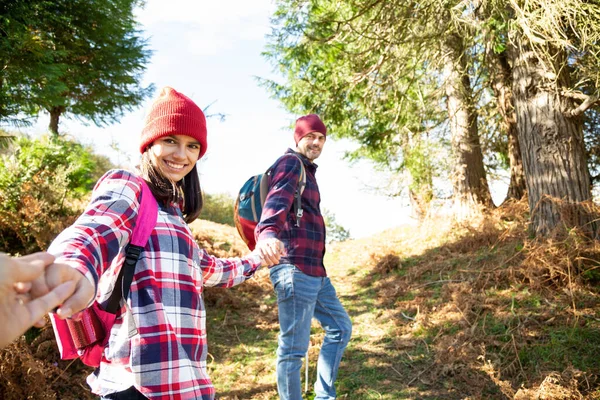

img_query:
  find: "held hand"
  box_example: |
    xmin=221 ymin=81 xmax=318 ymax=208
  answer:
xmin=29 ymin=262 xmax=95 ymax=320
xmin=0 ymin=252 xmax=76 ymax=348
xmin=254 ymin=238 xmax=285 ymax=267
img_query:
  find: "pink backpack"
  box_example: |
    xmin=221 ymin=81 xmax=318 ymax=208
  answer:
xmin=50 ymin=178 xmax=158 ymax=367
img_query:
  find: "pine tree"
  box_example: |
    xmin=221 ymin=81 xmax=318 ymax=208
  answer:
xmin=0 ymin=0 xmax=153 ymax=134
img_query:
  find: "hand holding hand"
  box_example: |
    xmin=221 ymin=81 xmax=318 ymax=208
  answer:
xmin=254 ymin=238 xmax=285 ymax=267
xmin=0 ymin=252 xmax=76 ymax=348
xmin=29 ymin=261 xmax=95 ymax=320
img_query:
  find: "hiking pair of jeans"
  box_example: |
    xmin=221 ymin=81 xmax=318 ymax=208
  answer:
xmin=270 ymin=264 xmax=352 ymax=400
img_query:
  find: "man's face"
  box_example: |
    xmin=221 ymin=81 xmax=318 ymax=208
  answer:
xmin=296 ymin=132 xmax=326 ymax=161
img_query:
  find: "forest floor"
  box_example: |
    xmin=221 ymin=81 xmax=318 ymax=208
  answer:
xmin=1 ymin=200 xmax=600 ymax=399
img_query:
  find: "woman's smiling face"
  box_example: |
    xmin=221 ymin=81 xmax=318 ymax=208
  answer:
xmin=149 ymin=135 xmax=201 ymax=182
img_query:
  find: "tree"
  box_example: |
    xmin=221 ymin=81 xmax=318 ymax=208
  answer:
xmin=0 ymin=130 xmax=15 ymax=151
xmin=584 ymin=106 xmax=600 ymax=185
xmin=262 ymin=1 xmax=444 ymax=221
xmin=323 ymin=208 xmax=351 ymax=243
xmin=0 ymin=0 xmax=68 ymax=125
xmin=481 ymin=21 xmax=526 ymax=202
xmin=266 ymin=0 xmax=600 ymax=237
xmin=0 ymin=0 xmax=153 ymax=134
xmin=263 ymin=0 xmax=494 ymax=220
xmin=43 ymin=0 xmax=153 ymax=135
xmin=483 ymin=0 xmax=600 ymax=237
xmin=442 ymin=32 xmax=494 ymax=218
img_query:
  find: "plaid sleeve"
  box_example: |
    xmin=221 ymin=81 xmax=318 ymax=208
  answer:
xmin=255 ymin=154 xmax=302 ymax=241
xmin=199 ymin=250 xmax=262 ymax=288
xmin=47 ymin=169 xmax=141 ymax=291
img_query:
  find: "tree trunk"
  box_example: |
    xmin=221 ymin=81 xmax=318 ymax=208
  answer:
xmin=486 ymin=50 xmax=526 ymax=202
xmin=402 ymin=133 xmax=434 ymax=221
xmin=510 ymin=43 xmax=595 ymax=237
xmin=48 ymin=106 xmax=64 ymax=136
xmin=408 ymin=187 xmax=433 ymax=221
xmin=506 ymin=126 xmax=525 ymax=200
xmin=443 ymin=35 xmax=494 ymax=220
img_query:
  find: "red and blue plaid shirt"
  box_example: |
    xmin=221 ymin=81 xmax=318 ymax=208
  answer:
xmin=256 ymin=149 xmax=327 ymax=277
xmin=48 ymin=169 xmax=261 ymax=399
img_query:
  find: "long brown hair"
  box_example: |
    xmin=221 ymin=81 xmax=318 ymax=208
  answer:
xmin=138 ymin=151 xmax=202 ymax=223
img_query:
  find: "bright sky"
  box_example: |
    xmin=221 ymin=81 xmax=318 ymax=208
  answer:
xmin=23 ymin=0 xmax=417 ymax=238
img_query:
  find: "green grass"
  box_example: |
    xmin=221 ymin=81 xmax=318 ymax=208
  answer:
xmin=199 ymin=216 xmax=600 ymax=399
xmin=519 ymin=326 xmax=600 ymax=373
xmin=481 ymin=315 xmax=512 ymax=342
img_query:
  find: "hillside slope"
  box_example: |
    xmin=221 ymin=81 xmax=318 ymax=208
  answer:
xmin=205 ymin=202 xmax=600 ymax=399
xmin=1 ymin=206 xmax=599 ymax=399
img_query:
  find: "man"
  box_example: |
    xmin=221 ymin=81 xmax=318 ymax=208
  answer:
xmin=255 ymin=114 xmax=352 ymax=400
xmin=0 ymin=252 xmax=92 ymax=348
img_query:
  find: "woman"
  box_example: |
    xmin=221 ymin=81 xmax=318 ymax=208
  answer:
xmin=48 ymin=87 xmax=280 ymax=399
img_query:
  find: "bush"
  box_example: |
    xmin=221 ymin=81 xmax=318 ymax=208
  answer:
xmin=0 ymin=133 xmax=114 ymax=253
xmin=201 ymin=192 xmax=235 ymax=226
xmin=198 ymin=194 xmax=352 ymax=244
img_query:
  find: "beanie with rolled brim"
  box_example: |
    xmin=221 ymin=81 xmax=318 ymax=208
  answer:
xmin=294 ymin=114 xmax=327 ymax=144
xmin=139 ymin=87 xmax=208 ymax=159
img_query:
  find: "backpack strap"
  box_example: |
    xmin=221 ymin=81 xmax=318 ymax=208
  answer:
xmin=292 ymin=156 xmax=306 ymax=227
xmin=104 ymin=178 xmax=158 ymax=313
xmin=266 ymin=152 xmax=307 ymax=228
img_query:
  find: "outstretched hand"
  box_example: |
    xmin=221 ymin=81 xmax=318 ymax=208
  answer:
xmin=0 ymin=252 xmax=76 ymax=348
xmin=254 ymin=238 xmax=285 ymax=267
xmin=29 ymin=261 xmax=95 ymax=321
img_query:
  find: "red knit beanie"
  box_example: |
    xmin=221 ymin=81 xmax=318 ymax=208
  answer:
xmin=139 ymin=87 xmax=208 ymax=159
xmin=294 ymin=114 xmax=327 ymax=144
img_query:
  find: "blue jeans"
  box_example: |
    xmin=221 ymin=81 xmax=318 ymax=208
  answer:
xmin=269 ymin=264 xmax=352 ymax=400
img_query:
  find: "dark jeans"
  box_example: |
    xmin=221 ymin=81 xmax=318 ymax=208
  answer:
xmin=101 ymin=386 xmax=147 ymax=400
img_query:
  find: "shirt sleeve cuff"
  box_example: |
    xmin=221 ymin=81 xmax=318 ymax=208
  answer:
xmin=248 ymin=251 xmax=262 ymax=267
xmin=257 ymin=229 xmax=278 ymax=242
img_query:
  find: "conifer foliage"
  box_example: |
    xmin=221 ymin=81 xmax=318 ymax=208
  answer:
xmin=263 ymin=0 xmax=600 ymax=238
xmin=0 ymin=0 xmax=153 ymax=134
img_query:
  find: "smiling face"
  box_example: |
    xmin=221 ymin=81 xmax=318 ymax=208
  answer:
xmin=296 ymin=131 xmax=326 ymax=161
xmin=149 ymin=135 xmax=201 ymax=182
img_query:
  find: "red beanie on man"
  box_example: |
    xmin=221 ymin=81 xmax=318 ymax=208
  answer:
xmin=294 ymin=114 xmax=327 ymax=144
xmin=139 ymin=87 xmax=208 ymax=159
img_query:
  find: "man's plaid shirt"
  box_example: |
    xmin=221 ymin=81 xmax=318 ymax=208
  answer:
xmin=256 ymin=149 xmax=327 ymax=277
xmin=49 ymin=170 xmax=261 ymax=399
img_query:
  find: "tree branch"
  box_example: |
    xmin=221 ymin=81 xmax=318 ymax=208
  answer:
xmin=564 ymin=94 xmax=599 ymax=118
xmin=562 ymin=90 xmax=592 ymax=101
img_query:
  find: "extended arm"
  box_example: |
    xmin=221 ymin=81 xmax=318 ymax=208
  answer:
xmin=45 ymin=170 xmax=143 ymax=316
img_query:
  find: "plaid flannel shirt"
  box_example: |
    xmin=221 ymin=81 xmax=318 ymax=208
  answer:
xmin=48 ymin=169 xmax=261 ymax=400
xmin=256 ymin=148 xmax=327 ymax=277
